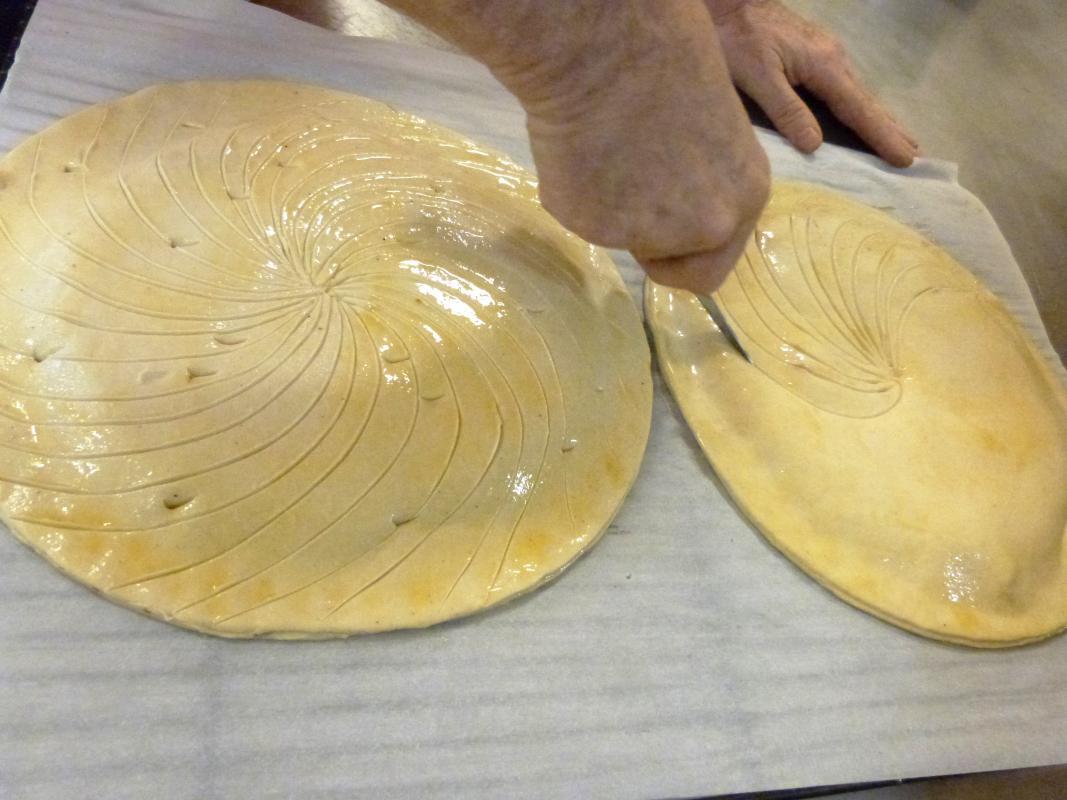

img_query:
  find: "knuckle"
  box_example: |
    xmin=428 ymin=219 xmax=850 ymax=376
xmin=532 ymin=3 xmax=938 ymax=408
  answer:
xmin=747 ymin=167 xmax=771 ymax=212
xmin=695 ymin=174 xmax=768 ymax=252
xmin=634 ymin=201 xmax=739 ymax=258
xmin=701 ymin=205 xmax=743 ymax=250
xmin=751 ymin=54 xmax=785 ymax=82
xmin=815 ymin=34 xmax=846 ymax=64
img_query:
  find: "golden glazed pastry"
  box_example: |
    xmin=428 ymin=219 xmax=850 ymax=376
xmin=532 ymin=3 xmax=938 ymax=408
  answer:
xmin=0 ymin=80 xmax=651 ymax=637
xmin=647 ymin=182 xmax=1067 ymax=647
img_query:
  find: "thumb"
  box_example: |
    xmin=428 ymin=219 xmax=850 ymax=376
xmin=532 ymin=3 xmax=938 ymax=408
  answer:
xmin=637 ymin=236 xmax=749 ymax=295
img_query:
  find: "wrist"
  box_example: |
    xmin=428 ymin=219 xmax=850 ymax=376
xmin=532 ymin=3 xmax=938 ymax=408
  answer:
xmin=489 ymin=0 xmax=721 ymax=121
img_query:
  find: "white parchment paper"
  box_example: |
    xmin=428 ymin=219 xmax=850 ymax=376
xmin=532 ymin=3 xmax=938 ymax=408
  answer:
xmin=1 ymin=2 xmax=1065 ymax=799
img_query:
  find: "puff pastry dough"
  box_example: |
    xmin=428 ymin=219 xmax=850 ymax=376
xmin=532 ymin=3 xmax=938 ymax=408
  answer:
xmin=0 ymin=80 xmax=651 ymax=637
xmin=647 ymin=182 xmax=1067 ymax=647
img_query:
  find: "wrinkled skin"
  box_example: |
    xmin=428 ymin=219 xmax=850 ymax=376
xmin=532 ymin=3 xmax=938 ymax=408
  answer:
xmin=382 ymin=0 xmax=916 ymax=293
xmin=508 ymin=2 xmax=770 ymax=294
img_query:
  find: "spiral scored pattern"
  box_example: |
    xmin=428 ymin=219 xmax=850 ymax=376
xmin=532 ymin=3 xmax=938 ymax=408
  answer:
xmin=648 ymin=182 xmax=1067 ymax=646
xmin=715 ymin=186 xmax=969 ymax=418
xmin=0 ymin=80 xmax=651 ymax=637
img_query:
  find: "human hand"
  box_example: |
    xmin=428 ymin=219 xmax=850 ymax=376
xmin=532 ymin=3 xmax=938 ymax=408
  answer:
xmin=707 ymin=0 xmax=919 ymax=167
xmin=381 ymin=0 xmax=770 ymax=294
xmin=499 ymin=1 xmax=770 ymax=294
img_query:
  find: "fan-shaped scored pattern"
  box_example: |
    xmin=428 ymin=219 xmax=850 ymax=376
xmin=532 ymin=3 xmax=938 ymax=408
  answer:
xmin=0 ymin=81 xmax=651 ymax=637
xmin=713 ymin=183 xmax=969 ymax=418
xmin=647 ymin=182 xmax=1067 ymax=646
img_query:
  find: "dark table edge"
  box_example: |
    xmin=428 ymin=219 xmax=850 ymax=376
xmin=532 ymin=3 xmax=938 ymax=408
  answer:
xmin=0 ymin=0 xmax=38 ymax=93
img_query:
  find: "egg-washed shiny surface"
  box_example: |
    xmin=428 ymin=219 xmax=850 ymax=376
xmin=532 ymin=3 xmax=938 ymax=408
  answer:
xmin=0 ymin=80 xmax=651 ymax=638
xmin=646 ymin=182 xmax=1067 ymax=647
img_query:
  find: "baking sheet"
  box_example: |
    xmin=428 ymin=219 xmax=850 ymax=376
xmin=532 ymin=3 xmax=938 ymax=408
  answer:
xmin=1 ymin=1 xmax=1065 ymax=798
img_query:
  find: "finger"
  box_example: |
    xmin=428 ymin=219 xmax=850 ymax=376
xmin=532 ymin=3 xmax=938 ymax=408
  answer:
xmin=804 ymin=66 xmax=916 ymax=168
xmin=879 ymin=104 xmax=920 ymax=150
xmin=735 ymin=67 xmax=823 ymax=153
xmin=637 ymin=235 xmax=750 ymax=295
xmin=877 ymin=102 xmax=920 ymax=152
